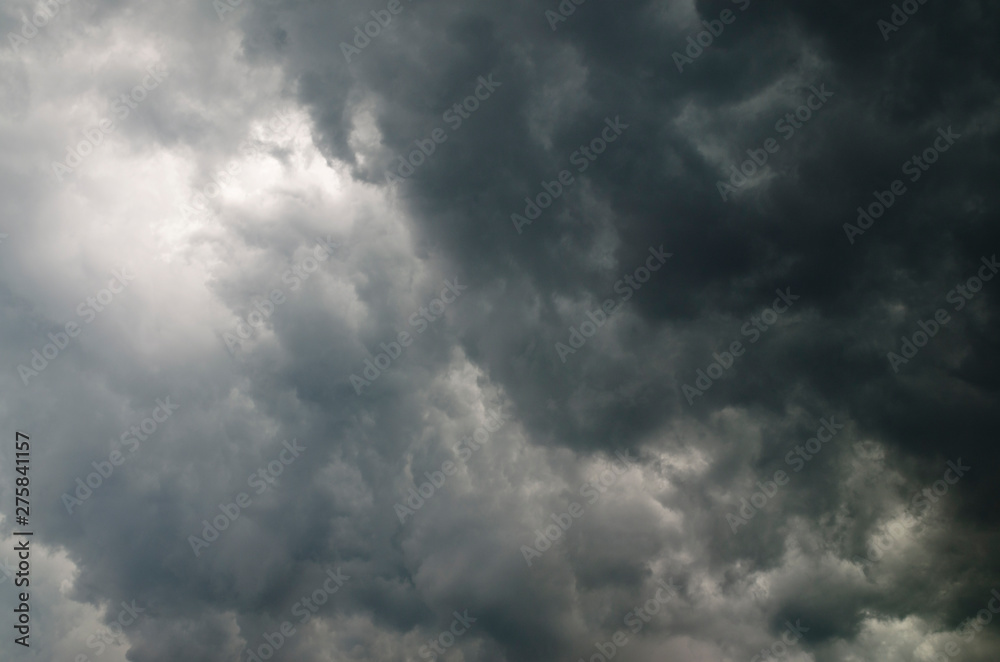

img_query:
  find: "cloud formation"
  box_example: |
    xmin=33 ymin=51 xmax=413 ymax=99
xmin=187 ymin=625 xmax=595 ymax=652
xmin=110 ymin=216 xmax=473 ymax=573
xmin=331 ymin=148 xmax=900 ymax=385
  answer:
xmin=1 ymin=0 xmax=999 ymax=660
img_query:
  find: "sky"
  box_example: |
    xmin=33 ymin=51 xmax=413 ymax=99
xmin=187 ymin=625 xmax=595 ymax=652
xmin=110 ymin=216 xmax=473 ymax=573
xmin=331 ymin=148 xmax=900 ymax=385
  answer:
xmin=1 ymin=0 xmax=999 ymax=661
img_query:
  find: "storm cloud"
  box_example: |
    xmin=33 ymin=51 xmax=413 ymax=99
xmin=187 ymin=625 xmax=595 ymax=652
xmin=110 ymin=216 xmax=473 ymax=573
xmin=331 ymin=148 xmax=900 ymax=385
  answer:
xmin=1 ymin=0 xmax=999 ymax=660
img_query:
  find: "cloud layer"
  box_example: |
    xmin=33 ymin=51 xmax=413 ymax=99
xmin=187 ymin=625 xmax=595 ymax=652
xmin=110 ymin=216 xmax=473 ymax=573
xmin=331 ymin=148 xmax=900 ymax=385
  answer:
xmin=1 ymin=0 xmax=999 ymax=660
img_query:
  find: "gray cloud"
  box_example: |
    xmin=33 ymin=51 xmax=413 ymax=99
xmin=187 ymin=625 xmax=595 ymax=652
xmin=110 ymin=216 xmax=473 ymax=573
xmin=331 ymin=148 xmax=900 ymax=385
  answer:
xmin=1 ymin=0 xmax=998 ymax=660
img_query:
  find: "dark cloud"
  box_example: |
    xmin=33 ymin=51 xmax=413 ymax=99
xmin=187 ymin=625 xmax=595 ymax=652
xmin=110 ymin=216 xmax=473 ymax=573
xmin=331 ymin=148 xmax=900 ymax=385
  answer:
xmin=1 ymin=0 xmax=998 ymax=660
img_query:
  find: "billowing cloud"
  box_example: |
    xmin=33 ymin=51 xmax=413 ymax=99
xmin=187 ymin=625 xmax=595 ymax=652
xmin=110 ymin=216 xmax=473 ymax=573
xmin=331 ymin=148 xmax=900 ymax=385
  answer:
xmin=1 ymin=0 xmax=999 ymax=660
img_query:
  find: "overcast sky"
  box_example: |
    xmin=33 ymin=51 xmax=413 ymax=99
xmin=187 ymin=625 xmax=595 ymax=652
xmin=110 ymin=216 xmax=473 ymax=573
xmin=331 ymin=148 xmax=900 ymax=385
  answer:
xmin=2 ymin=0 xmax=1000 ymax=661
